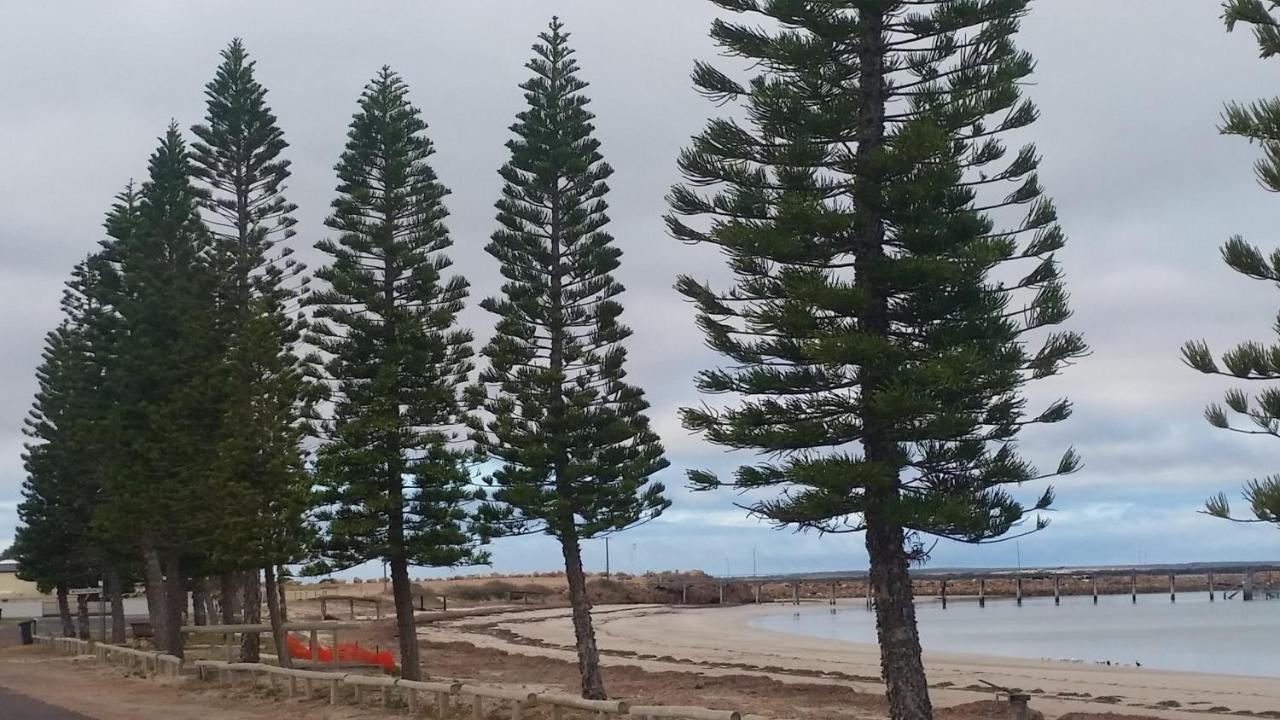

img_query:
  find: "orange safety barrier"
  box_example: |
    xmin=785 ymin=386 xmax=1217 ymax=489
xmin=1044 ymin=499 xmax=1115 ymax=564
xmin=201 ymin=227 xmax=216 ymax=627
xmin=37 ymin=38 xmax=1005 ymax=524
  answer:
xmin=285 ymin=633 xmax=395 ymax=672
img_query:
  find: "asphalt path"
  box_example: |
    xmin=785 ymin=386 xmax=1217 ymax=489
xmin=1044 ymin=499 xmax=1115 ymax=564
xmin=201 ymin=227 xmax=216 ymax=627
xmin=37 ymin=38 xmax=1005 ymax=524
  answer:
xmin=0 ymin=685 xmax=93 ymax=719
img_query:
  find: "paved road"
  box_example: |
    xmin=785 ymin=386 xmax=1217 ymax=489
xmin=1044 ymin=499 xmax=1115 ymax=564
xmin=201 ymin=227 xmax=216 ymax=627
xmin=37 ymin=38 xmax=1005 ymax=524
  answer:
xmin=0 ymin=686 xmax=92 ymax=719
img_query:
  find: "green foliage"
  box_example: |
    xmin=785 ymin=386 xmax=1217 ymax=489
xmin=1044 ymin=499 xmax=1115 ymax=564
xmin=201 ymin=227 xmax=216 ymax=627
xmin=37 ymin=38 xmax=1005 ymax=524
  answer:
xmin=95 ymin=124 xmax=223 ymax=555
xmin=307 ymin=67 xmax=490 ymax=573
xmin=10 ymin=266 xmax=110 ymax=593
xmin=670 ymin=1 xmax=1083 ymax=545
xmin=190 ymin=39 xmax=317 ymax=570
xmin=471 ymin=19 xmax=670 ymax=542
xmin=1186 ymin=2 xmax=1280 ymax=527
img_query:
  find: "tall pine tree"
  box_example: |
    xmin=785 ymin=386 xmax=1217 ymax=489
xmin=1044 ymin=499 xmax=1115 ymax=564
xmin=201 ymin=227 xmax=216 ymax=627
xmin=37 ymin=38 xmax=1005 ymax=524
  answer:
xmin=470 ymin=19 xmax=669 ymax=700
xmin=1184 ymin=0 xmax=1280 ymax=528
xmin=91 ymin=186 xmax=145 ymax=644
xmin=97 ymin=124 xmax=223 ymax=657
xmin=190 ymin=38 xmax=314 ymax=664
xmin=10 ymin=263 xmax=109 ymax=638
xmin=307 ymin=67 xmax=489 ymax=681
xmin=668 ymin=4 xmax=1084 ymax=719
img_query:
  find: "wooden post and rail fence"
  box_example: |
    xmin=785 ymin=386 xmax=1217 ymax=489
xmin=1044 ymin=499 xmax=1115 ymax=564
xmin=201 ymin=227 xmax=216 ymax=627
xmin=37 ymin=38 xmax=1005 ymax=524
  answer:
xmin=32 ymin=629 xmax=773 ymax=720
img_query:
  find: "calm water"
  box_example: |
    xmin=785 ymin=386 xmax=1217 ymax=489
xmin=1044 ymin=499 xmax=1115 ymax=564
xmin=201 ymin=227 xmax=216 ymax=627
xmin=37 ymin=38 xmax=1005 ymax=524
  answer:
xmin=750 ymin=593 xmax=1280 ymax=678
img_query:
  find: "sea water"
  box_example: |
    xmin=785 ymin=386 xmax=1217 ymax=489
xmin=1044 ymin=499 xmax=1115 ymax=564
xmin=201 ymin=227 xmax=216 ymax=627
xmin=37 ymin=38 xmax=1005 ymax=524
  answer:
xmin=749 ymin=592 xmax=1280 ymax=678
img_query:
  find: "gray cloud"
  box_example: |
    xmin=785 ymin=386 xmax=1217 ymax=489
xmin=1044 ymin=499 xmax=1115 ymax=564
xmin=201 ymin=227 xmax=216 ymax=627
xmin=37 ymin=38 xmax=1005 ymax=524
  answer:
xmin=4 ymin=0 xmax=1280 ymax=576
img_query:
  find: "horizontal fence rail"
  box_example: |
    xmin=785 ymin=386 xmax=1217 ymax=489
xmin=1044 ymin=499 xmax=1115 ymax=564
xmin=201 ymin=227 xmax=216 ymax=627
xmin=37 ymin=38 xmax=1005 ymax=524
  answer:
xmin=35 ymin=633 xmax=788 ymax=720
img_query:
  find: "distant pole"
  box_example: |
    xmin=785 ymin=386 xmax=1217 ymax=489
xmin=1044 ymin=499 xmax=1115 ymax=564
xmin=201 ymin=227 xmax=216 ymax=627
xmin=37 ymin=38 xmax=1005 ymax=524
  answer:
xmin=605 ymin=537 xmax=610 ymax=579
xmin=98 ymin=579 xmax=106 ymax=644
xmin=752 ymin=546 xmax=757 ymax=577
xmin=1016 ymin=541 xmax=1021 ymax=571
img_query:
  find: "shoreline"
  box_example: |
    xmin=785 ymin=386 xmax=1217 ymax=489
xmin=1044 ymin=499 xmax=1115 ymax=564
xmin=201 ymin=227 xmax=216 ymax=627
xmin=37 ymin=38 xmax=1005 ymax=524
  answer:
xmin=426 ymin=603 xmax=1280 ymax=720
xmin=748 ymin=596 xmax=1277 ymax=679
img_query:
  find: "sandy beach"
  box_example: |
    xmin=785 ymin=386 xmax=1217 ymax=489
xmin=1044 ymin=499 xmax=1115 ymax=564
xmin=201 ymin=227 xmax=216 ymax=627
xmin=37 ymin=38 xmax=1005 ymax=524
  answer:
xmin=423 ymin=603 xmax=1280 ymax=720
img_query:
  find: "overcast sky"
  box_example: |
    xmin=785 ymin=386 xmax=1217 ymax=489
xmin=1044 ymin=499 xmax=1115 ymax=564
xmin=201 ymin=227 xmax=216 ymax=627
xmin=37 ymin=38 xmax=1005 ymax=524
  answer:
xmin=3 ymin=0 xmax=1280 ymax=579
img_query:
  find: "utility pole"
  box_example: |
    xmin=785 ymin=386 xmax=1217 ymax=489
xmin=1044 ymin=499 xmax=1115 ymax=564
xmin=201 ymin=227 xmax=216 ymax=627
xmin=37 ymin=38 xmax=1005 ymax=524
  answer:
xmin=604 ymin=537 xmax=610 ymax=579
xmin=98 ymin=578 xmax=105 ymax=644
xmin=752 ymin=546 xmax=757 ymax=577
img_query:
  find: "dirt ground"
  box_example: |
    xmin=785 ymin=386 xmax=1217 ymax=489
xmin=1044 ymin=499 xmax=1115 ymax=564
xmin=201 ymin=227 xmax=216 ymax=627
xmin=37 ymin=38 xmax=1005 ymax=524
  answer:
xmin=0 ymin=639 xmax=1171 ymax=720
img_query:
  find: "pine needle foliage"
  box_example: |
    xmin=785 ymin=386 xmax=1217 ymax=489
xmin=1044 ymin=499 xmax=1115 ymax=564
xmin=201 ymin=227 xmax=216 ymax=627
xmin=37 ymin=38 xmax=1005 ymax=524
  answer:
xmin=668 ymin=3 xmax=1085 ymax=719
xmin=470 ymin=19 xmax=669 ymax=699
xmin=190 ymin=38 xmax=315 ymax=662
xmin=95 ymin=125 xmax=223 ymax=656
xmin=1184 ymin=0 xmax=1280 ymax=527
xmin=306 ymin=67 xmax=490 ymax=681
xmin=10 ymin=263 xmax=112 ymax=596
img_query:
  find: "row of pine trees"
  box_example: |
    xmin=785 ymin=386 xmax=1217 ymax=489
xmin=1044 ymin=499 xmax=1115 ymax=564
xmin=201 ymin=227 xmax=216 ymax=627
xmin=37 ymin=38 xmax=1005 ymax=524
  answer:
xmin=9 ymin=3 xmax=1280 ymax=719
xmin=9 ymin=20 xmax=667 ymax=695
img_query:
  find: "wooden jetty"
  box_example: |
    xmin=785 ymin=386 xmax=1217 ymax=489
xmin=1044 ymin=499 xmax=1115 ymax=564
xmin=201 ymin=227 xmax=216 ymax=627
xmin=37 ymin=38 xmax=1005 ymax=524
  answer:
xmin=676 ymin=561 xmax=1280 ymax=608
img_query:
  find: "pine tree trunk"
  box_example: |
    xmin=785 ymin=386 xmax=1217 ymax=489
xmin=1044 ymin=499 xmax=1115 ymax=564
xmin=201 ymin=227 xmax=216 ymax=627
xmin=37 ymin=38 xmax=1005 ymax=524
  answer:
xmin=191 ymin=578 xmax=209 ymax=626
xmin=389 ymin=555 xmax=421 ymax=680
xmin=56 ymin=583 xmax=74 ymax=638
xmin=240 ymin=567 xmax=261 ymax=662
xmin=866 ymin=518 xmax=932 ymax=720
xmin=75 ymin=593 xmax=90 ymax=640
xmin=544 ymin=149 xmax=608 ymax=700
xmin=276 ymin=566 xmax=289 ymax=622
xmin=561 ymin=531 xmax=607 ymax=699
xmin=203 ymin=578 xmax=219 ymax=624
xmin=219 ymin=571 xmax=242 ymax=625
xmin=141 ymin=545 xmax=170 ymax=652
xmin=263 ymin=565 xmax=291 ymax=668
xmin=106 ymin=567 xmax=126 ymax=644
xmin=850 ymin=7 xmax=932 ymax=720
xmin=161 ymin=550 xmax=185 ymax=657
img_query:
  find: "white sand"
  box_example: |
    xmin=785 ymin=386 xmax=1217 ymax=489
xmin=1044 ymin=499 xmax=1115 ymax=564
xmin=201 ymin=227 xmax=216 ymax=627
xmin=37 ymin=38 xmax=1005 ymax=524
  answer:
xmin=426 ymin=604 xmax=1280 ymax=719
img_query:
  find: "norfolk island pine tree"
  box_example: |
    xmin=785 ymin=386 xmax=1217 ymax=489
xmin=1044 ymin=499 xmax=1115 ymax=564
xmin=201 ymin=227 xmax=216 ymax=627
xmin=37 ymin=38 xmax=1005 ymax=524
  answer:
xmin=667 ymin=3 xmax=1086 ymax=720
xmin=1184 ymin=0 xmax=1280 ymax=527
xmin=9 ymin=261 xmax=114 ymax=638
xmin=306 ymin=67 xmax=493 ymax=682
xmin=94 ymin=125 xmax=225 ymax=657
xmin=469 ymin=19 xmax=670 ymax=700
xmin=190 ymin=38 xmax=317 ymax=664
